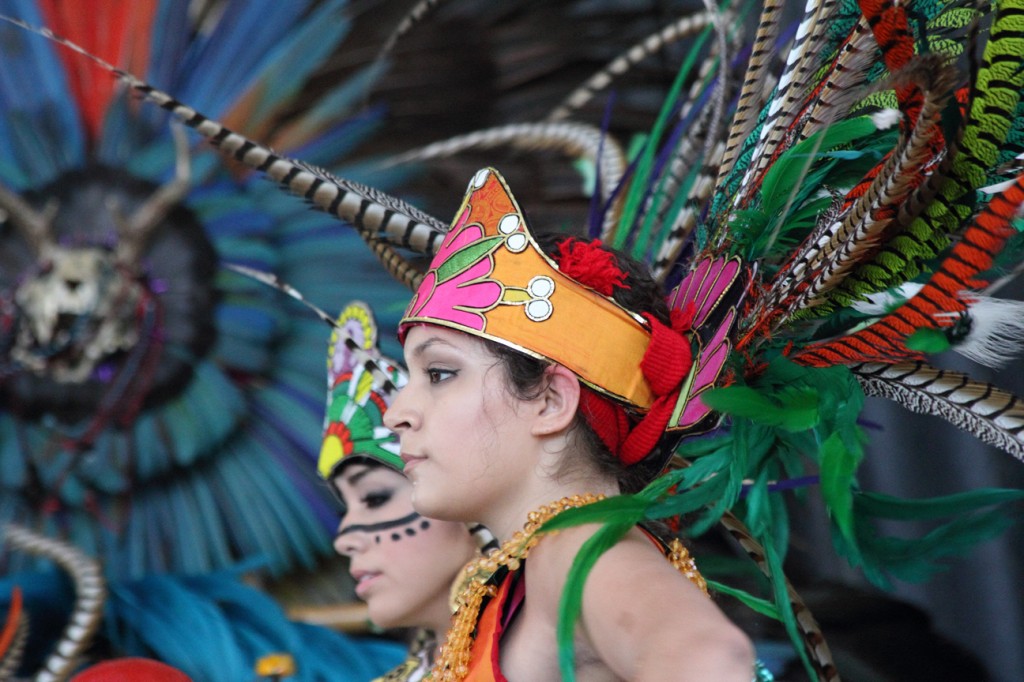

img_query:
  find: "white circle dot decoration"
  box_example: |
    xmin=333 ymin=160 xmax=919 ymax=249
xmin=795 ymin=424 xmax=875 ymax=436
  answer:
xmin=505 ymin=233 xmax=527 ymax=252
xmin=527 ymin=276 xmax=554 ymax=298
xmin=526 ymin=299 xmax=552 ymax=321
xmin=473 ymin=169 xmax=490 ymax=189
xmin=498 ymin=214 xmax=520 ymax=234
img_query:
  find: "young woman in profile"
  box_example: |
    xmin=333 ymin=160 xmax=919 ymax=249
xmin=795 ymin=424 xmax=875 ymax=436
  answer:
xmin=385 ymin=168 xmax=759 ymax=681
xmin=318 ymin=302 xmax=484 ymax=682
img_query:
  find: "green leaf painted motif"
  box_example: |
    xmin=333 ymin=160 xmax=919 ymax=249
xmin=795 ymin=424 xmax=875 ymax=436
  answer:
xmin=434 ymin=235 xmax=505 ymax=284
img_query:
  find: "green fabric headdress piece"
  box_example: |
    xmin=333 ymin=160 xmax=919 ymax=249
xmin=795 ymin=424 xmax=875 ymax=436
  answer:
xmin=318 ymin=301 xmax=407 ymax=479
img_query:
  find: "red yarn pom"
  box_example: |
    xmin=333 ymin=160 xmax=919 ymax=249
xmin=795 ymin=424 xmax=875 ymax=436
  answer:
xmin=555 ymin=238 xmax=629 ymax=296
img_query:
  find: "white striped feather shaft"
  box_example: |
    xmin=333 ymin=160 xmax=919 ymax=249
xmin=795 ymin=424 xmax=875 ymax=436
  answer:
xmin=3 ymin=524 xmax=105 ymax=682
xmin=379 ymin=122 xmax=627 ymax=237
xmin=546 ymin=12 xmax=714 ymax=123
xmin=853 ymin=362 xmax=1024 ymax=463
xmin=716 ymin=0 xmax=785 ymax=184
xmin=736 ymin=0 xmax=838 ymax=203
xmin=652 ymin=140 xmax=725 ymax=282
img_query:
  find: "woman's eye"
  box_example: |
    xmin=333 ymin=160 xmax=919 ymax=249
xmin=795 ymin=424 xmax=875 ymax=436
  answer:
xmin=427 ymin=368 xmax=456 ymax=384
xmin=363 ymin=490 xmax=393 ymax=509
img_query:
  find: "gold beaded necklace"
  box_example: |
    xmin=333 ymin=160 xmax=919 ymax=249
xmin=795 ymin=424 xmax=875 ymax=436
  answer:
xmin=432 ymin=493 xmax=606 ymax=681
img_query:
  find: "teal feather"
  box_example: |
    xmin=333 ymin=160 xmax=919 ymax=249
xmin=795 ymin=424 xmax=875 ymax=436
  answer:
xmin=842 ymin=492 xmax=1024 ymax=588
xmin=234 ymin=1 xmax=351 ymax=128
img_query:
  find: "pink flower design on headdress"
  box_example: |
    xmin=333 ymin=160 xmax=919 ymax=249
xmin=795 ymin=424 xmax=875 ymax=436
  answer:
xmin=405 ymin=206 xmax=503 ymax=332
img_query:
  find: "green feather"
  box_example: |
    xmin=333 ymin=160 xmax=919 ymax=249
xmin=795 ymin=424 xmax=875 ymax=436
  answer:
xmin=706 ymin=579 xmax=780 ymax=619
xmin=905 ymin=327 xmax=952 ymax=353
xmin=615 ymin=26 xmax=713 ymax=250
xmin=555 ymin=521 xmax=634 ymax=682
xmin=700 ymin=385 xmax=820 ymax=431
xmin=819 ymin=432 xmax=863 ymax=544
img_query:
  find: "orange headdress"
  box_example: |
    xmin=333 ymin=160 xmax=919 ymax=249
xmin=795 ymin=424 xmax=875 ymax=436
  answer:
xmin=399 ymin=168 xmax=720 ymax=468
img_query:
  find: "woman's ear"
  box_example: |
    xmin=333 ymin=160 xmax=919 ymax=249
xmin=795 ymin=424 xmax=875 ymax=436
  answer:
xmin=532 ymin=364 xmax=580 ymax=436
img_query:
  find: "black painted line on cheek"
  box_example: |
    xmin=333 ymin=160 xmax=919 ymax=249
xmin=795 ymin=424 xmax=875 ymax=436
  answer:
xmin=336 ymin=511 xmax=422 ymax=537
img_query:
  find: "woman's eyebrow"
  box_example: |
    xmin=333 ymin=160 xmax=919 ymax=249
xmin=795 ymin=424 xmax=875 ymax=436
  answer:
xmin=410 ymin=336 xmax=457 ymax=358
xmin=344 ymin=467 xmax=374 ymax=486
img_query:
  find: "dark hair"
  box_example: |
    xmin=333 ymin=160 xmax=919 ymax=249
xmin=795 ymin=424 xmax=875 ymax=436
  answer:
xmin=484 ymin=232 xmax=670 ymax=494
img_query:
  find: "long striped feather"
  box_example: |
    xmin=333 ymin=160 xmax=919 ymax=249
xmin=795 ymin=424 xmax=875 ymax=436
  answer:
xmin=377 ymin=122 xmax=627 ymax=236
xmin=852 ymin=361 xmax=1024 ymax=462
xmin=370 ymin=0 xmax=445 ymax=73
xmin=717 ymin=511 xmax=839 ymax=682
xmin=789 ymin=15 xmax=877 ymax=145
xmin=764 ymin=57 xmax=958 ymax=323
xmin=715 ymin=0 xmax=784 ymax=184
xmin=547 ymin=11 xmax=714 ymax=123
xmin=736 ymin=0 xmax=840 ymax=201
xmin=652 ymin=140 xmax=725 ymax=282
xmin=829 ymin=0 xmax=1024 ymax=305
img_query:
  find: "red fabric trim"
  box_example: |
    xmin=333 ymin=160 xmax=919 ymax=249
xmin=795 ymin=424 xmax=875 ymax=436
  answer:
xmin=580 ymin=313 xmax=694 ymax=466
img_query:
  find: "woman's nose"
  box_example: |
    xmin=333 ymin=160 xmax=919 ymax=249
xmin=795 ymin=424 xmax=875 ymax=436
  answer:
xmin=333 ymin=526 xmax=368 ymax=556
xmin=383 ymin=388 xmax=413 ymax=433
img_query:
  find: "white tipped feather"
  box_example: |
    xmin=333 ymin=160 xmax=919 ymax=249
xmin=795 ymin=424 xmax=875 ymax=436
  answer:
xmin=953 ymin=295 xmax=1024 ymax=367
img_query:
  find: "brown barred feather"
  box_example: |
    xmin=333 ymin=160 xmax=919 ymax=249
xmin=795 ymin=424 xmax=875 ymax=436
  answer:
xmin=792 ymin=16 xmax=877 ymax=143
xmin=716 ymin=0 xmax=785 ymax=185
xmin=547 ymin=11 xmax=714 ymax=123
xmin=652 ymin=139 xmax=725 ymax=282
xmin=718 ymin=511 xmax=840 ymax=682
xmin=852 ymin=362 xmax=1024 ymax=463
xmin=378 ymin=121 xmax=627 ymax=237
xmin=767 ymin=57 xmax=958 ymax=323
xmin=739 ymin=0 xmax=841 ymax=199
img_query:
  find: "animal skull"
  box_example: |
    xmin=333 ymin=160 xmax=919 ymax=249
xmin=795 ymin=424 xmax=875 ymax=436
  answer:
xmin=12 ymin=246 xmax=143 ymax=383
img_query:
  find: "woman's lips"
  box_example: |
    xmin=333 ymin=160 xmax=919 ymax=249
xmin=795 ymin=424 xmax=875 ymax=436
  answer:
xmin=352 ymin=570 xmax=382 ymax=598
xmin=400 ymin=452 xmax=427 ymax=474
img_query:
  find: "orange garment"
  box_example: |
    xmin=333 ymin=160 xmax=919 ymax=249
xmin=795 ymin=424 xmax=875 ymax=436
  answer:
xmin=463 ymin=528 xmax=681 ymax=681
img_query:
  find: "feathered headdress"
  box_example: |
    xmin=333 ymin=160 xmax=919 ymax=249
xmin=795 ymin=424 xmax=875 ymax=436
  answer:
xmin=320 ymin=301 xmax=407 ymax=478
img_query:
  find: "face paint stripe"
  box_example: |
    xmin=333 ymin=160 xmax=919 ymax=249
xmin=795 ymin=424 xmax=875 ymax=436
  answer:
xmin=336 ymin=510 xmax=422 ymax=537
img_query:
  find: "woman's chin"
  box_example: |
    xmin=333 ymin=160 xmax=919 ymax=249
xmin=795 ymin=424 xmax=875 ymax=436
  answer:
xmin=409 ymin=487 xmax=448 ymax=520
xmin=366 ymin=604 xmax=406 ymax=631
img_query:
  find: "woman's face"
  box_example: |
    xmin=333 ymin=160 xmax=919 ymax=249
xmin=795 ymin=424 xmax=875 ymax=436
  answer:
xmin=332 ymin=462 xmax=477 ymax=631
xmin=384 ymin=325 xmax=540 ymax=526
